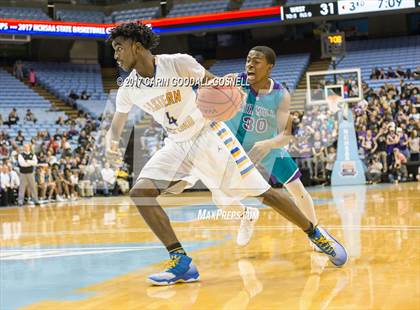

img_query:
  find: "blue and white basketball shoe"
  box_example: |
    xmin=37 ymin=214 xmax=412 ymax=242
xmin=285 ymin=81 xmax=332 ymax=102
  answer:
xmin=148 ymin=253 xmax=200 ymax=286
xmin=309 ymin=226 xmax=348 ymax=267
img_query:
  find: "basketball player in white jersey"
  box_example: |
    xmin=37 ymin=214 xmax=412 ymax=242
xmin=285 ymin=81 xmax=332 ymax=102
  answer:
xmin=106 ymin=23 xmax=347 ymax=286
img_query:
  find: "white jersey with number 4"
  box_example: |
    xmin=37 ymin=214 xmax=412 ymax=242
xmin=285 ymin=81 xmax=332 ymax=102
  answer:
xmin=116 ymin=53 xmax=207 ymax=142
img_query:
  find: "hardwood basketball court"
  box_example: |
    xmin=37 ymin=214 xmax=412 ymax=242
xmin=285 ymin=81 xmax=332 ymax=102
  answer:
xmin=1 ymin=182 xmax=419 ymax=309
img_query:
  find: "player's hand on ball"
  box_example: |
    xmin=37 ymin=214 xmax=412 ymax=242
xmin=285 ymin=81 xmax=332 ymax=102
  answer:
xmin=248 ymin=141 xmax=273 ymax=164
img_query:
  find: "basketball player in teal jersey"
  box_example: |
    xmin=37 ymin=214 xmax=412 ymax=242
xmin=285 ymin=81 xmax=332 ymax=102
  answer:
xmin=226 ymin=46 xmax=319 ymax=247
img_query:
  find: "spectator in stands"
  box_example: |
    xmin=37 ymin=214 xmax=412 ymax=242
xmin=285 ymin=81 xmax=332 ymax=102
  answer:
xmin=78 ymin=130 xmax=89 ymax=148
xmin=295 ymin=136 xmax=313 ymax=178
xmin=47 ymin=137 xmax=59 ymax=155
xmin=70 ymin=170 xmax=80 ymax=200
xmin=60 ymin=137 xmax=72 ymax=157
xmin=33 ymin=132 xmax=44 ymax=155
xmin=388 ymin=148 xmax=408 ymax=183
xmin=396 ymin=66 xmax=406 ymax=79
xmin=28 ymin=68 xmax=36 ymax=86
xmin=397 ymin=127 xmax=410 ymax=159
xmin=387 ymin=67 xmax=396 ymax=79
xmin=76 ymin=111 xmax=87 ymax=128
xmin=386 ymin=125 xmax=399 ymax=156
xmin=56 ymin=116 xmax=66 ymax=126
xmin=51 ymin=164 xmax=66 ymax=202
xmin=80 ymin=90 xmax=91 ymax=100
xmin=7 ymin=164 xmax=19 ymax=205
xmin=46 ymin=150 xmax=58 ymax=166
xmin=324 ymin=146 xmax=336 ymax=184
xmin=378 ymin=68 xmax=386 ymax=80
xmin=115 ymin=164 xmax=130 ymax=194
xmin=413 ymin=66 xmax=420 ymax=80
xmin=8 ymin=108 xmax=19 ymax=126
xmin=375 ymin=127 xmax=388 ymax=172
xmin=101 ymin=162 xmax=116 ymax=196
xmin=370 ymin=68 xmax=379 ymax=80
xmin=0 ymin=164 xmax=9 ymax=206
xmin=68 ymin=124 xmax=79 ymax=138
xmin=68 ymin=89 xmax=79 ymax=101
xmin=366 ymin=155 xmax=383 ymax=184
xmin=53 ymin=129 xmax=63 ymax=141
xmin=15 ymin=131 xmax=25 ymax=147
xmin=35 ymin=166 xmax=47 ymax=201
xmin=311 ymin=132 xmax=325 ymax=179
xmin=0 ymin=142 xmax=9 ymax=161
xmin=13 ymin=60 xmax=24 ymax=81
xmin=61 ymin=169 xmax=73 ymax=200
xmin=17 ymin=143 xmax=39 ymax=206
xmin=44 ymin=166 xmax=57 ymax=201
xmin=25 ymin=109 xmax=37 ymax=123
xmin=409 ymin=129 xmax=419 ymax=161
xmin=361 ymin=129 xmax=376 ymax=160
xmin=78 ymin=166 xmax=93 ymax=198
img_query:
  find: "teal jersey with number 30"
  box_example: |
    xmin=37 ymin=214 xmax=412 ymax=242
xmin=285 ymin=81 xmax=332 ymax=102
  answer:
xmin=225 ymin=73 xmax=300 ymax=184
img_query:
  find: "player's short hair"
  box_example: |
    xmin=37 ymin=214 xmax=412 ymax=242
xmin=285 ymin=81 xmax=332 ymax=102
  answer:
xmin=108 ymin=22 xmax=160 ymax=50
xmin=250 ymin=46 xmax=276 ymax=65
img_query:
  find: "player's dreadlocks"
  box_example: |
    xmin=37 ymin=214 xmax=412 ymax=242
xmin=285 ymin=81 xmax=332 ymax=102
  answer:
xmin=108 ymin=22 xmax=160 ymax=50
xmin=251 ymin=46 xmax=276 ymax=65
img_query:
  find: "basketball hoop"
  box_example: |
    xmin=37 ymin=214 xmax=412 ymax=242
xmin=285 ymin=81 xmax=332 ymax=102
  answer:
xmin=326 ymin=94 xmax=342 ymax=113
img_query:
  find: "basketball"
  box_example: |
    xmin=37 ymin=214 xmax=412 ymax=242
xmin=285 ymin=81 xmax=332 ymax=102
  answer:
xmin=196 ymin=85 xmax=243 ymax=121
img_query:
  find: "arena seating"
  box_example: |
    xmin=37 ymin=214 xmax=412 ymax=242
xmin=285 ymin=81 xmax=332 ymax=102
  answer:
xmin=111 ymin=7 xmax=159 ymax=23
xmin=167 ymin=0 xmax=230 ymax=17
xmin=0 ymin=69 xmax=50 ymax=109
xmin=241 ymin=0 xmax=274 ymax=10
xmin=209 ymin=53 xmax=310 ymax=92
xmin=0 ymin=7 xmax=51 ymax=21
xmin=0 ymin=69 xmax=68 ymax=144
xmin=332 ymin=35 xmax=420 ymax=88
xmin=1 ymin=122 xmax=70 ymax=142
xmin=56 ymin=9 xmax=105 ymax=23
xmin=22 ymin=62 xmax=107 ymax=106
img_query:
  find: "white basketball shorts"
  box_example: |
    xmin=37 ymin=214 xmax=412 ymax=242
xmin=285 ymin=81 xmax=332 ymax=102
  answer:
xmin=137 ymin=121 xmax=270 ymax=205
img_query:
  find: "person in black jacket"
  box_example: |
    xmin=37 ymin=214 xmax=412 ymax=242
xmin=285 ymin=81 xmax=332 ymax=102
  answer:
xmin=17 ymin=144 xmax=40 ymax=206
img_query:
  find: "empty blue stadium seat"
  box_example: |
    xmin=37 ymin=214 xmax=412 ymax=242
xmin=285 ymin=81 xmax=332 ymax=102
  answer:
xmin=22 ymin=62 xmax=106 ymax=107
xmin=0 ymin=69 xmax=51 ymax=110
xmin=56 ymin=9 xmax=105 ymax=23
xmin=111 ymin=6 xmax=159 ymax=23
xmin=167 ymin=0 xmax=229 ymax=17
xmin=0 ymin=7 xmax=50 ymax=21
xmin=241 ymin=0 xmax=274 ymax=10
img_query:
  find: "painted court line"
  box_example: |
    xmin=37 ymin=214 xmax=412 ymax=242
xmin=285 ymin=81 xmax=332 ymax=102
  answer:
xmin=0 ymin=247 xmax=164 ymax=260
xmin=1 ymin=225 xmax=419 ymax=239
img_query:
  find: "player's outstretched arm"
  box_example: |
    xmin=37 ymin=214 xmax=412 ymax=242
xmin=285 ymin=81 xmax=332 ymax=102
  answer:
xmin=105 ymin=111 xmax=128 ymax=160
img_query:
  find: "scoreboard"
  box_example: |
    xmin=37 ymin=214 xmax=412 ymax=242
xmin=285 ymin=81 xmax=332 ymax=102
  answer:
xmin=283 ymin=0 xmax=418 ymax=20
xmin=0 ymin=1 xmax=418 ymax=38
xmin=283 ymin=3 xmax=337 ymax=20
xmin=321 ymin=32 xmax=346 ymax=58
